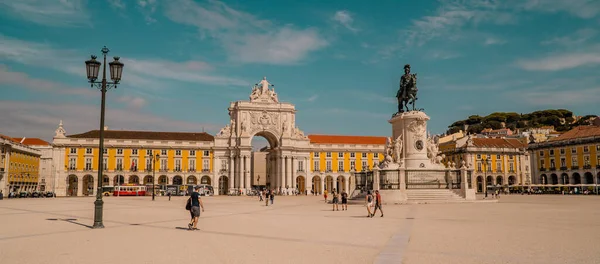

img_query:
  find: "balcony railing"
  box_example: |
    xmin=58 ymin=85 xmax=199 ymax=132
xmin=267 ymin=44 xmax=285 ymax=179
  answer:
xmin=189 ymin=169 xmax=196 ymax=172
xmin=219 ymin=169 xmax=228 ymax=173
xmin=159 ymin=169 xmax=168 ymax=172
xmin=560 ymin=166 xmax=567 ymax=171
xmin=174 ymin=168 xmax=182 ymax=172
xmin=583 ymin=164 xmax=591 ymax=169
xmin=202 ymin=169 xmax=210 ymax=173
xmin=145 ymin=168 xmax=152 ymax=172
xmin=549 ymin=167 xmax=556 ymax=171
xmin=571 ymin=166 xmax=579 ymax=170
xmin=539 ymin=168 xmax=546 ymax=171
xmin=297 ymin=169 xmax=305 ymax=172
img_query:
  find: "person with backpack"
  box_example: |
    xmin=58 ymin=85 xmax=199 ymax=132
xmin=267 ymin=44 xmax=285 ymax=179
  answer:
xmin=365 ymin=191 xmax=374 ymax=217
xmin=186 ymin=186 xmax=204 ymax=230
xmin=341 ymin=190 xmax=348 ymax=211
xmin=265 ymin=189 xmax=270 ymax=206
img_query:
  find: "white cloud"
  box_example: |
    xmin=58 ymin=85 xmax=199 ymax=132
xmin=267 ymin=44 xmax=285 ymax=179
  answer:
xmin=0 ymin=65 xmax=95 ymax=97
xmin=426 ymin=50 xmax=462 ymax=60
xmin=307 ymin=95 xmax=318 ymax=102
xmin=0 ymin=0 xmax=90 ymax=27
xmin=0 ymin=34 xmax=248 ymax=87
xmin=541 ymin=28 xmax=597 ymax=46
xmin=520 ymin=0 xmax=600 ymax=19
xmin=516 ymin=51 xmax=600 ymax=71
xmin=513 ymin=88 xmax=600 ymax=106
xmin=163 ymin=0 xmax=328 ymax=65
xmin=108 ymin=0 xmax=126 ymax=9
xmin=116 ymin=95 xmax=146 ymax=109
xmin=333 ymin=10 xmax=358 ymax=32
xmin=484 ymin=37 xmax=506 ymax=46
xmin=0 ymin=100 xmax=220 ymax=141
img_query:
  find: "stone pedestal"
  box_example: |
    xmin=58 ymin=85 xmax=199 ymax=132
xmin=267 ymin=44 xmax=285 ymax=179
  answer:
xmin=389 ymin=111 xmax=431 ymax=169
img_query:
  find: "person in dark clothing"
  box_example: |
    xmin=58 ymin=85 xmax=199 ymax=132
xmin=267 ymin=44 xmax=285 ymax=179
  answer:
xmin=188 ymin=186 xmax=204 ymax=230
xmin=372 ymin=190 xmax=384 ymax=217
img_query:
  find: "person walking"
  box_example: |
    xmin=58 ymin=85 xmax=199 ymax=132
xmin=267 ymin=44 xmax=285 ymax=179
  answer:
xmin=365 ymin=191 xmax=374 ymax=217
xmin=372 ymin=190 xmax=384 ymax=217
xmin=341 ymin=190 xmax=348 ymax=211
xmin=269 ymin=189 xmax=275 ymax=205
xmin=324 ymin=190 xmax=328 ymax=203
xmin=168 ymin=191 xmax=172 ymax=201
xmin=265 ymin=190 xmax=270 ymax=206
xmin=188 ymin=186 xmax=205 ymax=231
xmin=332 ymin=191 xmax=339 ymax=211
xmin=259 ymin=190 xmax=264 ymax=202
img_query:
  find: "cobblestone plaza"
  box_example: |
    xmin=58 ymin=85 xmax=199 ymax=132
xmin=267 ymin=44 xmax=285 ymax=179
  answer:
xmin=1 ymin=195 xmax=599 ymax=264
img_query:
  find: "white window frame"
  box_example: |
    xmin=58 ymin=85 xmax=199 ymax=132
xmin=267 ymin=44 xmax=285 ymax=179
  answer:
xmin=326 ymin=160 xmax=332 ymax=171
xmin=350 ymin=152 xmax=355 ymax=158
xmin=203 ymin=151 xmax=210 ymax=157
xmin=338 ymin=152 xmax=343 ymax=158
xmin=362 ymin=153 xmax=367 ymax=158
xmin=297 ymin=160 xmax=304 ymax=171
xmin=338 ymin=160 xmax=344 ymax=172
xmin=189 ymin=150 xmax=196 ymax=156
xmin=86 ymin=148 xmax=92 ymax=154
xmin=202 ymin=160 xmax=209 ymax=172
xmin=132 ymin=149 xmax=138 ymax=155
xmin=326 ymin=152 xmax=331 ymax=158
xmin=313 ymin=152 xmax=320 ymax=158
xmin=313 ymin=161 xmax=320 ymax=171
xmin=116 ymin=158 xmax=123 ymax=170
xmin=85 ymin=158 xmax=92 ymax=170
xmin=117 ymin=149 xmax=123 ymax=155
xmin=70 ymin=148 xmax=77 ymax=154
xmin=175 ymin=150 xmax=182 ymax=156
xmin=161 ymin=149 xmax=167 ymax=156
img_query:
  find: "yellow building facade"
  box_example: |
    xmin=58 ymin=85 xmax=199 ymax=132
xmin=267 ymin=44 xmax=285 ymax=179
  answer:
xmin=529 ymin=125 xmax=600 ymax=190
xmin=0 ymin=134 xmax=42 ymax=194
xmin=440 ymin=136 xmax=529 ymax=193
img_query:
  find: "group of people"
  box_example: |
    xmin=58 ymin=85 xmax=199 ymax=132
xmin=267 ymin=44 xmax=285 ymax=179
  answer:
xmin=324 ymin=189 xmax=349 ymax=211
xmin=258 ymin=189 xmax=276 ymax=206
xmin=365 ymin=190 xmax=384 ymax=218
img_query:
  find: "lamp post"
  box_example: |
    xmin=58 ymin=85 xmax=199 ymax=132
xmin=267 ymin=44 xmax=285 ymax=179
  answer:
xmin=482 ymin=156 xmax=489 ymax=198
xmin=152 ymin=153 xmax=160 ymax=201
xmin=85 ymin=46 xmax=124 ymax=229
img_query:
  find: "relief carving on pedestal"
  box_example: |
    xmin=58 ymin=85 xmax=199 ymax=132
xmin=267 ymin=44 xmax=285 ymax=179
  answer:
xmin=249 ymin=110 xmax=280 ymax=134
xmin=407 ymin=119 xmax=426 ymax=137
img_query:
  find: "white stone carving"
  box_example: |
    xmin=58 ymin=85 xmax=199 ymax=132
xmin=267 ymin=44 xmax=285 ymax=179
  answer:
xmin=426 ymin=136 xmax=440 ymax=164
xmin=54 ymin=120 xmax=66 ymax=138
xmin=216 ymin=124 xmax=232 ymax=138
xmin=249 ymin=77 xmax=279 ymax=103
xmin=407 ymin=119 xmax=426 ymax=137
xmin=393 ymin=134 xmax=402 ymax=163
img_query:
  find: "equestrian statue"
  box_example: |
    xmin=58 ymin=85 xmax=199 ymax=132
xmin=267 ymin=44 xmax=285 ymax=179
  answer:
xmin=396 ymin=64 xmax=421 ymax=113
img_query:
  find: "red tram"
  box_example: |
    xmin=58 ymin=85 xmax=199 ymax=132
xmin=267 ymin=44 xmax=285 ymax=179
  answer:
xmin=113 ymin=185 xmax=146 ymax=196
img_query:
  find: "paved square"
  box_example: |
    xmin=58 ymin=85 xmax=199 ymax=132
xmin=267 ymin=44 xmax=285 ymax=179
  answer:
xmin=1 ymin=195 xmax=599 ymax=264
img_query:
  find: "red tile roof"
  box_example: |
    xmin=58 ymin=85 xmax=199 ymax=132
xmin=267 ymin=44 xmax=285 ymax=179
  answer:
xmin=308 ymin=134 xmax=387 ymax=145
xmin=471 ymin=138 xmax=527 ymax=148
xmin=549 ymin=125 xmax=600 ymax=142
xmin=68 ymin=130 xmax=214 ymax=141
xmin=0 ymin=133 xmax=13 ymax=141
xmin=12 ymin=138 xmax=50 ymax=146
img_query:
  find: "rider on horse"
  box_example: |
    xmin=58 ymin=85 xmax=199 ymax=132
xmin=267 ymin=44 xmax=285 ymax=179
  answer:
xmin=396 ymin=64 xmax=418 ymax=113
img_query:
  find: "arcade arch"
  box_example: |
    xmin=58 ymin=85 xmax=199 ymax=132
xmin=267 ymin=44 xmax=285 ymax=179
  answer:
xmin=129 ymin=175 xmax=139 ymax=184
xmin=201 ymin=176 xmax=211 ymax=185
xmin=67 ymin=175 xmax=78 ymax=196
xmin=82 ymin=175 xmax=94 ymax=196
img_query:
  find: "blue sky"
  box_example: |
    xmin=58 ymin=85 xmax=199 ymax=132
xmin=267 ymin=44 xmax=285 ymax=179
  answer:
xmin=1 ymin=0 xmax=599 ymax=144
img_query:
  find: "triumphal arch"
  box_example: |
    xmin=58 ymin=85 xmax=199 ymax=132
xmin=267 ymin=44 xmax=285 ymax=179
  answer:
xmin=212 ymin=77 xmax=312 ymax=193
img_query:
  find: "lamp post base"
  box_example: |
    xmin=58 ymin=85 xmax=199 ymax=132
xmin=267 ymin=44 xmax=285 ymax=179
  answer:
xmin=92 ymin=197 xmax=105 ymax=229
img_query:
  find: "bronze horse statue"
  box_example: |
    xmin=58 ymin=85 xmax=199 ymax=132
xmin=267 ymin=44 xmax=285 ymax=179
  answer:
xmin=396 ymin=64 xmax=419 ymax=113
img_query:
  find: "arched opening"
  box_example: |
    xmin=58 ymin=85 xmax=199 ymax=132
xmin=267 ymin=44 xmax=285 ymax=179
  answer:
xmin=218 ymin=176 xmax=229 ymax=195
xmin=158 ymin=175 xmax=168 ymax=185
xmin=550 ymin=174 xmax=558 ymax=185
xmin=325 ymin=175 xmax=334 ymax=192
xmin=129 ymin=175 xmax=139 ymax=184
xmin=82 ymin=175 xmax=94 ymax=196
xmin=143 ymin=175 xmax=153 ymax=185
xmin=508 ymin=176 xmax=516 ymax=186
xmin=540 ymin=174 xmax=548 ymax=185
xmin=584 ymin=172 xmax=593 ymax=184
xmin=102 ymin=175 xmax=110 ymax=186
xmin=173 ymin=175 xmax=183 ymax=185
xmin=201 ymin=176 xmax=211 ymax=185
xmin=486 ymin=176 xmax=493 ymax=186
xmin=572 ymin=173 xmax=581 ymax=185
xmin=296 ymin=176 xmax=305 ymax=193
xmin=67 ymin=175 xmax=78 ymax=196
xmin=476 ymin=176 xmax=483 ymax=192
xmin=561 ymin=173 xmax=569 ymax=184
xmin=496 ymin=176 xmax=503 ymax=186
xmin=312 ymin=176 xmax=322 ymax=194
xmin=336 ymin=176 xmax=346 ymax=193
xmin=251 ymin=131 xmax=277 ymax=191
xmin=114 ymin=175 xmax=124 ymax=186
xmin=187 ymin=175 xmax=197 ymax=185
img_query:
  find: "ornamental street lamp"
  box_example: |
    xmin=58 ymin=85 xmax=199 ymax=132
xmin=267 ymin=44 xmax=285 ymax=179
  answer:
xmin=152 ymin=153 xmax=160 ymax=201
xmin=85 ymin=46 xmax=124 ymax=229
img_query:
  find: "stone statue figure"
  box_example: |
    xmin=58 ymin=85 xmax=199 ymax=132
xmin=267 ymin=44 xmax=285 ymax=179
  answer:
xmin=426 ymin=136 xmax=439 ymax=163
xmin=384 ymin=137 xmax=394 ymax=163
xmin=257 ymin=76 xmax=273 ymax=93
xmin=217 ymin=124 xmax=231 ymax=137
xmin=393 ymin=134 xmax=403 ymax=163
xmin=396 ymin=64 xmax=419 ymax=113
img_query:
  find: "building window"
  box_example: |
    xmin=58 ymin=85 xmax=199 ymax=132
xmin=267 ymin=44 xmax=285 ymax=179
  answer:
xmin=70 ymin=148 xmax=77 ymax=154
xmin=571 ymin=157 xmax=577 ymax=167
xmin=132 ymin=149 xmax=138 ymax=155
xmin=338 ymin=161 xmax=344 ymax=172
xmin=68 ymin=158 xmax=76 ymax=170
xmin=487 ymin=154 xmax=491 ymax=160
xmin=597 ymin=145 xmax=600 ymax=152
xmin=496 ymin=162 xmax=501 ymax=172
xmin=477 ymin=162 xmax=482 ymax=172
xmin=298 ymin=160 xmax=304 ymax=171
xmin=549 ymin=150 xmax=554 ymax=155
xmin=362 ymin=161 xmax=367 ymax=170
xmin=117 ymin=149 xmax=123 ymax=155
xmin=146 ymin=149 xmax=152 ymax=156
xmin=86 ymin=148 xmax=92 ymax=154
xmin=85 ymin=158 xmax=92 ymax=170
xmin=525 ymin=165 xmax=529 ymax=171
xmin=313 ymin=152 xmax=319 ymax=158
xmin=362 ymin=153 xmax=367 ymax=158
xmin=539 ymin=161 xmax=545 ymax=169
xmin=202 ymin=160 xmax=209 ymax=171
xmin=189 ymin=150 xmax=196 ymax=156
xmin=560 ymin=148 xmax=565 ymax=155
xmin=350 ymin=161 xmax=355 ymax=170
xmin=116 ymin=158 xmax=123 ymax=170
xmin=560 ymin=158 xmax=566 ymax=167
xmin=146 ymin=158 xmax=152 ymax=171
xmin=583 ymin=146 xmax=589 ymax=153
xmin=539 ymin=151 xmax=544 ymax=157
xmin=130 ymin=159 xmax=138 ymax=171
xmin=486 ymin=162 xmax=492 ymax=172
xmin=161 ymin=149 xmax=167 ymax=156
xmin=496 ymin=155 xmax=501 ymax=159
xmin=103 ymin=158 xmax=108 ymax=170
xmin=103 ymin=148 xmax=107 ymax=154
xmin=160 ymin=159 xmax=167 ymax=171
xmin=509 ymin=163 xmax=514 ymax=172
xmin=584 ymin=156 xmax=590 ymax=166
xmin=189 ymin=159 xmax=196 ymax=171
xmin=313 ymin=161 xmax=320 ymax=171
xmin=550 ymin=159 xmax=555 ymax=168
xmin=476 ymin=154 xmax=481 ymax=160
xmin=221 ymin=160 xmax=228 ymax=171
xmin=326 ymin=160 xmax=332 ymax=171
xmin=350 ymin=152 xmax=355 ymax=158
xmin=175 ymin=150 xmax=181 ymax=156
xmin=374 ymin=153 xmax=379 ymax=158
xmin=338 ymin=152 xmax=343 ymax=158
xmin=326 ymin=152 xmax=331 ymax=158
xmin=203 ymin=151 xmax=210 ymax=157
xmin=571 ymin=147 xmax=577 ymax=154
xmin=175 ymin=159 xmax=181 ymax=171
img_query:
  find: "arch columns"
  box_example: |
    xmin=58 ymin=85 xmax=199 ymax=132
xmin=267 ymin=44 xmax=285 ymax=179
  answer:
xmin=244 ymin=154 xmax=251 ymax=191
xmin=229 ymin=155 xmax=234 ymax=192
xmin=286 ymin=156 xmax=292 ymax=192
